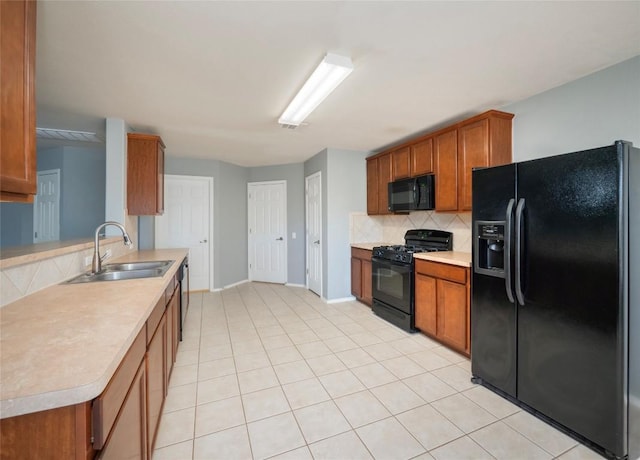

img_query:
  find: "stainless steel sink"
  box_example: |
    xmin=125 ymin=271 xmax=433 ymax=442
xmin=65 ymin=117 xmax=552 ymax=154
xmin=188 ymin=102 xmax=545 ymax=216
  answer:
xmin=65 ymin=260 xmax=174 ymax=284
xmin=102 ymin=260 xmax=174 ymax=272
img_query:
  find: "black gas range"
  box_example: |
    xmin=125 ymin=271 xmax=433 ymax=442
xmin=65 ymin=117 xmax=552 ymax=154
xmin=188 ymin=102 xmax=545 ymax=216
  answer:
xmin=371 ymin=229 xmax=453 ymax=332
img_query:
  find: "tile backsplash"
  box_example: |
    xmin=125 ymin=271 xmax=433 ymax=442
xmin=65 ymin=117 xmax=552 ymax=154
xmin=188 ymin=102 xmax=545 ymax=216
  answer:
xmin=1 ymin=215 xmax=139 ymax=308
xmin=350 ymin=211 xmax=472 ymax=252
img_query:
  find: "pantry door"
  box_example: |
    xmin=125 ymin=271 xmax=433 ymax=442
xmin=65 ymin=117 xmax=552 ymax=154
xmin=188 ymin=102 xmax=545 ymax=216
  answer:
xmin=305 ymin=172 xmax=322 ymax=296
xmin=155 ymin=175 xmax=213 ymax=291
xmin=248 ymin=181 xmax=287 ymax=284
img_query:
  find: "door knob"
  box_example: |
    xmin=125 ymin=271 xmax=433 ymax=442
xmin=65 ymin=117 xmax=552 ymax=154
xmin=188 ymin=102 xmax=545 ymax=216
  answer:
xmin=200 ymin=239 xmax=207 ymax=243
xmin=276 ymin=237 xmax=283 ymax=241
xmin=314 ymin=240 xmax=320 ymax=244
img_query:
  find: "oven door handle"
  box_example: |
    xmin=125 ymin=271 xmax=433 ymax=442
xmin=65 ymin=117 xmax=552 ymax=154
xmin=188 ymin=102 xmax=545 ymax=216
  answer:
xmin=372 ymin=257 xmax=413 ymax=271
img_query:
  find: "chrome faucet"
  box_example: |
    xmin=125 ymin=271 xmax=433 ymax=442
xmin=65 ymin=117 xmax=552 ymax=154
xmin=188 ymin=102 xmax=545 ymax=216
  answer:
xmin=92 ymin=221 xmax=133 ymax=274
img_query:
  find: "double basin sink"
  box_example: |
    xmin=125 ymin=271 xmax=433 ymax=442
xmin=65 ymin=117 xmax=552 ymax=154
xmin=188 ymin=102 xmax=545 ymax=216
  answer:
xmin=66 ymin=260 xmax=174 ymax=284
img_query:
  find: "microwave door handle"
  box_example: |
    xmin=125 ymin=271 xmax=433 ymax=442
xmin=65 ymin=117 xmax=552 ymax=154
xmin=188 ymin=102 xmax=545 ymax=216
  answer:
xmin=413 ymin=179 xmax=419 ymax=208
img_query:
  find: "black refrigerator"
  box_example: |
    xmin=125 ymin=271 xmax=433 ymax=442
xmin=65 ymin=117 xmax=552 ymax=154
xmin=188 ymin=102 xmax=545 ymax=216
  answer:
xmin=471 ymin=141 xmax=639 ymax=460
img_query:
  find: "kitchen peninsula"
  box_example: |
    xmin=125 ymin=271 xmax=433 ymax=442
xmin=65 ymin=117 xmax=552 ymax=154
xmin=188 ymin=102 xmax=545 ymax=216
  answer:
xmin=0 ymin=248 xmax=188 ymax=459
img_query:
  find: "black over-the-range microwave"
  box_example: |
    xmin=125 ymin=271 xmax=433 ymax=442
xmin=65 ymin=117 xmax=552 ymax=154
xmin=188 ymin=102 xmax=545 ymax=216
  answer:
xmin=387 ymin=174 xmax=435 ymax=212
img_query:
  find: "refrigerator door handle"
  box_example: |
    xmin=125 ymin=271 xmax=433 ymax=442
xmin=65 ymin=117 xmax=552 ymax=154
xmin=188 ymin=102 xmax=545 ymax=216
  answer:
xmin=515 ymin=198 xmax=526 ymax=306
xmin=504 ymin=198 xmax=516 ymax=303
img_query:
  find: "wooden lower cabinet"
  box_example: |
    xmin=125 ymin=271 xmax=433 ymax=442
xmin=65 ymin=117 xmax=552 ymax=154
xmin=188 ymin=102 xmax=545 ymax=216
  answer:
xmin=146 ymin=314 xmax=166 ymax=454
xmin=414 ymin=259 xmax=470 ymax=356
xmin=100 ymin=363 xmax=147 ymax=460
xmin=0 ymin=403 xmax=92 ymax=460
xmin=351 ymin=248 xmax=373 ymax=306
xmin=0 ymin=278 xmax=183 ymax=460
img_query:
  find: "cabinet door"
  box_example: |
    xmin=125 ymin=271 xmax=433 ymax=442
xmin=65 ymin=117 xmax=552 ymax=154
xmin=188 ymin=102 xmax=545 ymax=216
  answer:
xmin=377 ymin=153 xmax=392 ymax=214
xmin=127 ymin=133 xmax=165 ymax=216
xmin=410 ymin=138 xmax=433 ymax=176
xmin=171 ymin=288 xmax=180 ymax=363
xmin=146 ymin=314 xmax=166 ymax=453
xmin=156 ymin=142 xmax=165 ymax=215
xmin=457 ymin=118 xmax=489 ymax=212
xmin=351 ymin=257 xmax=363 ymax=299
xmin=392 ymin=147 xmax=410 ymax=180
xmin=0 ymin=0 xmax=37 ymax=202
xmin=361 ymin=259 xmax=372 ymax=306
xmin=436 ymin=279 xmax=468 ymax=353
xmin=100 ymin=363 xmax=147 ymax=460
xmin=415 ymin=274 xmax=437 ymax=336
xmin=366 ymin=158 xmax=378 ymax=215
xmin=434 ymin=129 xmax=458 ymax=212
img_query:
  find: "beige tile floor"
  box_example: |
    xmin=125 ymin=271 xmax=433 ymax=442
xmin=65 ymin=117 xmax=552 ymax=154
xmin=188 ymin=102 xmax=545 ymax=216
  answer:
xmin=152 ymin=283 xmax=605 ymax=460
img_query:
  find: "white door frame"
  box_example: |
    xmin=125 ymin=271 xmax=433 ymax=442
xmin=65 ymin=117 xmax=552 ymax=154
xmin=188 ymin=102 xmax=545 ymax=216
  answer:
xmin=247 ymin=180 xmax=288 ymax=283
xmin=159 ymin=174 xmax=214 ymax=291
xmin=33 ymin=169 xmax=61 ymax=243
xmin=305 ymin=171 xmax=322 ymax=295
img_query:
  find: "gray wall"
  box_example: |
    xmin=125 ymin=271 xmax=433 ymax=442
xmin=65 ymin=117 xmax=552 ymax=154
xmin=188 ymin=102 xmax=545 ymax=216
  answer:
xmin=326 ymin=149 xmax=368 ymax=299
xmin=248 ymin=163 xmax=305 ymax=286
xmin=59 ymin=146 xmax=106 ymax=240
xmin=304 ymin=148 xmax=369 ymax=300
xmin=0 ymin=145 xmax=105 ymax=248
xmin=163 ymin=157 xmax=249 ymax=289
xmin=503 ymin=55 xmax=640 ymax=161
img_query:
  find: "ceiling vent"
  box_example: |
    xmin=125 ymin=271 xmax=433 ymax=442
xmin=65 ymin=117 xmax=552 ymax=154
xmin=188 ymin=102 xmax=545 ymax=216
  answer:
xmin=36 ymin=127 xmax=104 ymax=143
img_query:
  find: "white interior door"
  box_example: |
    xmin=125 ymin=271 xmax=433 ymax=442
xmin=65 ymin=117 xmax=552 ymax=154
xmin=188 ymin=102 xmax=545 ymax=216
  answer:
xmin=248 ymin=181 xmax=287 ymax=284
xmin=33 ymin=169 xmax=60 ymax=243
xmin=155 ymin=175 xmax=213 ymax=291
xmin=305 ymin=172 xmax=322 ymax=295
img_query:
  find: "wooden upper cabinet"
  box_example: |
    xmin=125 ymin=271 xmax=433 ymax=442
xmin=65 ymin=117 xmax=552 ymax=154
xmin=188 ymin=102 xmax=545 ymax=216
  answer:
xmin=458 ymin=119 xmax=489 ymax=212
xmin=364 ymin=110 xmax=512 ymax=214
xmin=392 ymin=146 xmax=411 ymax=180
xmin=434 ymin=129 xmax=458 ymax=212
xmin=366 ymin=157 xmax=378 ymax=215
xmin=127 ymin=133 xmax=165 ymax=215
xmin=410 ymin=138 xmax=433 ymax=177
xmin=0 ymin=0 xmax=37 ymax=203
xmin=457 ymin=112 xmax=513 ymax=211
xmin=377 ymin=153 xmax=392 ymax=214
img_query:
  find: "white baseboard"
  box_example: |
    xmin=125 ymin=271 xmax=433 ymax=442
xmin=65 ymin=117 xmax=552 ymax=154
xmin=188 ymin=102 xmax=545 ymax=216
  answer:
xmin=325 ymin=295 xmax=356 ymax=304
xmin=221 ymin=279 xmax=249 ymax=290
xmin=285 ymin=283 xmax=306 ymax=288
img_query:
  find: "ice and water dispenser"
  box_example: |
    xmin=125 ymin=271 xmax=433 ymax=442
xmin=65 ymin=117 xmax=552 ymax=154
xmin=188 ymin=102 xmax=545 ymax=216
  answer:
xmin=474 ymin=221 xmax=506 ymax=278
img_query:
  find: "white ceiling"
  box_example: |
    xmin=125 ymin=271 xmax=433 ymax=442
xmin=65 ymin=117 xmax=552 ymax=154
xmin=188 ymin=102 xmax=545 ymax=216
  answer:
xmin=36 ymin=1 xmax=640 ymax=167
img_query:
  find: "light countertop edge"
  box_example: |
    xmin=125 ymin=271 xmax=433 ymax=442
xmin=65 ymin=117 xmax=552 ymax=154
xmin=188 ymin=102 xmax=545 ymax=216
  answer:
xmin=350 ymin=242 xmax=387 ymax=251
xmin=414 ymin=251 xmax=472 ymax=267
xmin=350 ymin=244 xmax=472 ymax=268
xmin=0 ymin=248 xmax=189 ymax=419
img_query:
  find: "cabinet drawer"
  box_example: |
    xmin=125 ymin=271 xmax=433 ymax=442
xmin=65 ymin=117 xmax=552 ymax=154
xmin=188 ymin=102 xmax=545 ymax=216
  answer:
xmin=92 ymin=327 xmax=146 ymax=450
xmin=415 ymin=260 xmax=467 ymax=284
xmin=146 ymin=296 xmax=166 ymax=345
xmin=351 ymin=247 xmax=372 ymax=260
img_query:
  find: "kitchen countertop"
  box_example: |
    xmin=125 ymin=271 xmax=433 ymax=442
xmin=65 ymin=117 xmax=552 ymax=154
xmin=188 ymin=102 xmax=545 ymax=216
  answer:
xmin=414 ymin=251 xmax=472 ymax=267
xmin=0 ymin=248 xmax=188 ymax=419
xmin=351 ymin=242 xmax=388 ymax=251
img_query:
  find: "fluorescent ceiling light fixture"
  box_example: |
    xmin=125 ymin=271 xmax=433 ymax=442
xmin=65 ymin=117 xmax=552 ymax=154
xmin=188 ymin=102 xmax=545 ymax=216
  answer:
xmin=36 ymin=127 xmax=103 ymax=143
xmin=279 ymin=53 xmax=353 ymax=127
